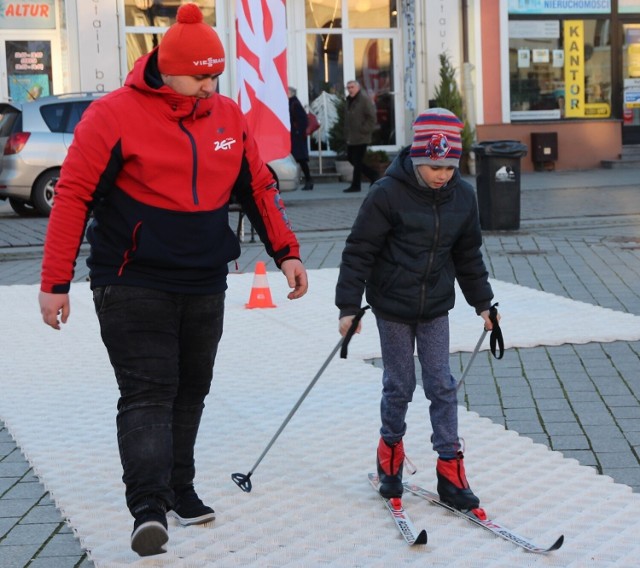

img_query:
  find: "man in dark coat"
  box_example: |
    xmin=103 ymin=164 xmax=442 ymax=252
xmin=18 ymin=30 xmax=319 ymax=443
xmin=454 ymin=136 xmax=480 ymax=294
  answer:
xmin=343 ymin=80 xmax=379 ymax=193
xmin=288 ymin=86 xmax=313 ymax=190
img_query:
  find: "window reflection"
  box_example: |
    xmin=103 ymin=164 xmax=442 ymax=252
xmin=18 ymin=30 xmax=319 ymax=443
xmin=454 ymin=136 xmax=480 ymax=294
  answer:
xmin=306 ymin=0 xmax=397 ymax=29
xmin=126 ymin=34 xmax=163 ymax=69
xmin=355 ymin=38 xmax=395 ymax=145
xmin=306 ymin=0 xmax=343 ymax=29
xmin=124 ymin=1 xmax=216 ymax=71
xmin=307 ymin=31 xmax=344 ymax=100
xmin=125 ymin=1 xmax=215 ymax=28
xmin=348 ymin=0 xmax=397 ymax=29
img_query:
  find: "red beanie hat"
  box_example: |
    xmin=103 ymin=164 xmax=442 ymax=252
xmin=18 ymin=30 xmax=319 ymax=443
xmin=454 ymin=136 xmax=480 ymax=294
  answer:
xmin=157 ymin=3 xmax=225 ymax=76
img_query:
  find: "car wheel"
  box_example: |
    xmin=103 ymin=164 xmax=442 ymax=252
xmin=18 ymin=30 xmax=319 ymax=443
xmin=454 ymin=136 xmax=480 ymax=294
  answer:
xmin=32 ymin=169 xmax=60 ymax=216
xmin=8 ymin=198 xmax=40 ymax=217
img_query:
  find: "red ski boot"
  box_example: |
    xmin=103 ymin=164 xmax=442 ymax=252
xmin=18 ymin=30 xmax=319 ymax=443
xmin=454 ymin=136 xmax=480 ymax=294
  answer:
xmin=376 ymin=438 xmax=404 ymax=498
xmin=436 ymin=452 xmax=480 ymax=511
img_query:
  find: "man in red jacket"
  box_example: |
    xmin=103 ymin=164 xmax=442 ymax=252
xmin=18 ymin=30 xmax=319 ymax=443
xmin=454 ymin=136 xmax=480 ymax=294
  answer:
xmin=38 ymin=3 xmax=307 ymax=558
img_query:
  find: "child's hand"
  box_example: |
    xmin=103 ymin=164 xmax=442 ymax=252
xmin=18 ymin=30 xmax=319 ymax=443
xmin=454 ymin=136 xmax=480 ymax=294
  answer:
xmin=339 ymin=315 xmax=361 ymax=337
xmin=480 ymin=309 xmax=500 ymax=330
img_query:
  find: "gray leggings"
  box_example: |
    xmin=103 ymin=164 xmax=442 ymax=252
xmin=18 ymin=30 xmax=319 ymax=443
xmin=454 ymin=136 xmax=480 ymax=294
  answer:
xmin=376 ymin=315 xmax=460 ymax=457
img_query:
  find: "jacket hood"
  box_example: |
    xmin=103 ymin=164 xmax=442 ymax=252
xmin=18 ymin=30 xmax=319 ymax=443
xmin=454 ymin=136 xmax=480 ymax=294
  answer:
xmin=124 ymin=48 xmax=216 ymax=119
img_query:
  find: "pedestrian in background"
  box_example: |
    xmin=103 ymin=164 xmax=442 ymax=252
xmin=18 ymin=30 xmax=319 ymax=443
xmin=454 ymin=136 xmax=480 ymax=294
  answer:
xmin=343 ymin=80 xmax=379 ymax=193
xmin=335 ymin=108 xmax=496 ymax=510
xmin=288 ymin=86 xmax=314 ymax=190
xmin=38 ymin=3 xmax=307 ymax=558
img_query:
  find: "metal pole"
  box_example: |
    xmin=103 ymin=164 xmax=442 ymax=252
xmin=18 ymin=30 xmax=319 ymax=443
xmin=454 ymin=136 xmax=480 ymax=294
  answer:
xmin=456 ymin=328 xmax=488 ymax=392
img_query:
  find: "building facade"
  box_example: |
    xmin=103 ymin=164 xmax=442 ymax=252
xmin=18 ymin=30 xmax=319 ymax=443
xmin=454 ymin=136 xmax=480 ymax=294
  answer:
xmin=1 ymin=0 xmax=639 ymax=171
xmin=478 ymin=0 xmax=640 ymax=170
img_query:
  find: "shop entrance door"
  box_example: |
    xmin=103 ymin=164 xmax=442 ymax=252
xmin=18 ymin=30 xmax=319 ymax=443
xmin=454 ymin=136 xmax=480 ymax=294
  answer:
xmin=621 ymin=23 xmax=640 ymax=144
xmin=350 ymin=35 xmax=400 ymax=147
xmin=305 ymin=29 xmax=403 ymax=154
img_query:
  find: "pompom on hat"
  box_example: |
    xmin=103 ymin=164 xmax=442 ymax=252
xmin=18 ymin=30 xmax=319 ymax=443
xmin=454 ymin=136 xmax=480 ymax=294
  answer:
xmin=158 ymin=3 xmax=225 ymax=76
xmin=410 ymin=108 xmax=464 ymax=168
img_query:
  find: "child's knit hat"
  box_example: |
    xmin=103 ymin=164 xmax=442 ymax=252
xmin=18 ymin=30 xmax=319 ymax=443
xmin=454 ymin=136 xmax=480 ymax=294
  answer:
xmin=410 ymin=108 xmax=464 ymax=168
xmin=158 ymin=3 xmax=225 ymax=76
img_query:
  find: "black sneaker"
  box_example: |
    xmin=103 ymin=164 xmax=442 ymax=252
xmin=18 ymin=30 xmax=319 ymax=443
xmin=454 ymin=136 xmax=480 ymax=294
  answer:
xmin=167 ymin=485 xmax=215 ymax=526
xmin=130 ymin=502 xmax=168 ymax=557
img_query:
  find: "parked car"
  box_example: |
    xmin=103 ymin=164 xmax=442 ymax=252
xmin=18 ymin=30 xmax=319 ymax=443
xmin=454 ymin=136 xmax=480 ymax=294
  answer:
xmin=0 ymin=93 xmax=101 ymax=217
xmin=0 ymin=92 xmax=300 ymax=217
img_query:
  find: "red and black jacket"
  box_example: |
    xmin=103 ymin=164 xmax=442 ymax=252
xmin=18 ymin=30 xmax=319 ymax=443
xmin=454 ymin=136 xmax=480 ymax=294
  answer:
xmin=41 ymin=49 xmax=300 ymax=295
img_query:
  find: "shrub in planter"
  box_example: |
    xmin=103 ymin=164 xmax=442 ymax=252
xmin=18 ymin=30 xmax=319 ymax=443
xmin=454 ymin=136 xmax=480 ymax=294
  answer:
xmin=365 ymin=149 xmax=391 ymax=177
xmin=328 ymin=95 xmax=353 ymax=181
xmin=328 ymin=95 xmax=347 ymax=158
xmin=432 ymin=53 xmax=475 ymax=173
xmin=334 ymin=159 xmax=353 ymax=182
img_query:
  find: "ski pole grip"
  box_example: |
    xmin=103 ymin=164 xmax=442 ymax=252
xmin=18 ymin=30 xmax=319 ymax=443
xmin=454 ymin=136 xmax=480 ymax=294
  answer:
xmin=340 ymin=305 xmax=370 ymax=359
xmin=488 ymin=302 xmax=504 ymax=359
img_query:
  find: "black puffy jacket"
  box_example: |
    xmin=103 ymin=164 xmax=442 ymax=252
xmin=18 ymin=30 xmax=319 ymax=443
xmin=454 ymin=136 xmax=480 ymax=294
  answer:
xmin=335 ymin=146 xmax=493 ymax=323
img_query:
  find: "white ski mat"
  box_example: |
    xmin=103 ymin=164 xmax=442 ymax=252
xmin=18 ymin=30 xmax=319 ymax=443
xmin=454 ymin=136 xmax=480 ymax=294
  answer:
xmin=1 ymin=269 xmax=640 ymax=567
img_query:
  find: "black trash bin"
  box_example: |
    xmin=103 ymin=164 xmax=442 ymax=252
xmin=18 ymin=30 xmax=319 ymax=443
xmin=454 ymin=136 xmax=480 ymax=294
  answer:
xmin=472 ymin=140 xmax=528 ymax=230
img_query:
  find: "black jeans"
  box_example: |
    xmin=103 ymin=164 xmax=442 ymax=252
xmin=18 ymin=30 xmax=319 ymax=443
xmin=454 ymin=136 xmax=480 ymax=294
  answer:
xmin=93 ymin=285 xmax=224 ymax=514
xmin=347 ymin=143 xmax=379 ymax=189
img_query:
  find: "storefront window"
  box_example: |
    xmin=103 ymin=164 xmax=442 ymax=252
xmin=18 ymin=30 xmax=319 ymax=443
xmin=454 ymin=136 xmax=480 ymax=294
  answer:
xmin=306 ymin=0 xmax=399 ymax=152
xmin=124 ymin=1 xmax=216 ymax=70
xmin=306 ymin=1 xmax=397 ymax=31
xmin=306 ymin=0 xmax=343 ymax=29
xmin=5 ymin=40 xmax=52 ymax=102
xmin=307 ymin=32 xmax=343 ymax=100
xmin=347 ymin=0 xmax=397 ymax=29
xmin=623 ymin=24 xmax=640 ymax=127
xmin=620 ymin=0 xmax=640 ymax=13
xmin=509 ymin=18 xmax=611 ymax=121
xmin=124 ymin=0 xmax=215 ymax=27
xmin=354 ymin=37 xmax=395 ymax=144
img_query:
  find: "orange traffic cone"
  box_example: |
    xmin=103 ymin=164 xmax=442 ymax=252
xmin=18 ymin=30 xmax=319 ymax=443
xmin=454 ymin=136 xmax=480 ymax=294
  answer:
xmin=245 ymin=261 xmax=276 ymax=309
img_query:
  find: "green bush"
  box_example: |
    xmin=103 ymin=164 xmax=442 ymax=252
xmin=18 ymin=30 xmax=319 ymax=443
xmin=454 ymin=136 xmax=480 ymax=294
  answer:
xmin=432 ymin=53 xmax=474 ymax=157
xmin=365 ymin=149 xmax=390 ymax=164
xmin=328 ymin=95 xmax=347 ymax=158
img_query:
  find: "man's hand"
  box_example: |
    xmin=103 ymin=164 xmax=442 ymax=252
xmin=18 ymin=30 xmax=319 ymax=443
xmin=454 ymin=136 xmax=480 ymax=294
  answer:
xmin=280 ymin=259 xmax=308 ymax=299
xmin=39 ymin=291 xmax=70 ymax=330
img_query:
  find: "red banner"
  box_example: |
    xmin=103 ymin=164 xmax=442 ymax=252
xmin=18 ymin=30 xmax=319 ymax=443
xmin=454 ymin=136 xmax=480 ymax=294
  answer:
xmin=236 ymin=0 xmax=290 ymax=162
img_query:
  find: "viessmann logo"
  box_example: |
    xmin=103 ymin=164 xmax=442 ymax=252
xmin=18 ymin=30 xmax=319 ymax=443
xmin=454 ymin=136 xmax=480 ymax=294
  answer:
xmin=193 ymin=57 xmax=225 ymax=67
xmin=214 ymin=138 xmax=236 ymax=151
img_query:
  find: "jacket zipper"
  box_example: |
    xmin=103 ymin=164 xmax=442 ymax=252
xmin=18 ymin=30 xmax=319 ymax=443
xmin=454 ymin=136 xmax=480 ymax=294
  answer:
xmin=418 ymin=199 xmax=441 ymax=315
xmin=178 ymin=108 xmax=199 ymax=206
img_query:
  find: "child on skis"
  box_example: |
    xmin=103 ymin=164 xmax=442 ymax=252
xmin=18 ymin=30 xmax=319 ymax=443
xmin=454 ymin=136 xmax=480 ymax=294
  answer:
xmin=335 ymin=108 xmax=497 ymax=511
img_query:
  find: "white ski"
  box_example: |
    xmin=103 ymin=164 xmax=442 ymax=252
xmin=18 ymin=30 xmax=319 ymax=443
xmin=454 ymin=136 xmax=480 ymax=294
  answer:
xmin=368 ymin=473 xmax=427 ymax=546
xmin=403 ymin=482 xmax=563 ymax=553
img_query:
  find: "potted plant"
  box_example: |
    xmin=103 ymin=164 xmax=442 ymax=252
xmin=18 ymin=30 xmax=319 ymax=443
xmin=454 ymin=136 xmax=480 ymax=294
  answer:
xmin=328 ymin=95 xmax=354 ymax=182
xmin=364 ymin=149 xmax=391 ymax=178
xmin=432 ymin=53 xmax=475 ymax=174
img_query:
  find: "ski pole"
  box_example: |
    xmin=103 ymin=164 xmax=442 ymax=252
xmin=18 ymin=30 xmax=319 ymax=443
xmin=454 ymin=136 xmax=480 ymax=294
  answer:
xmin=456 ymin=303 xmax=502 ymax=392
xmin=232 ymin=306 xmax=369 ymax=493
xmin=456 ymin=328 xmax=488 ymax=392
